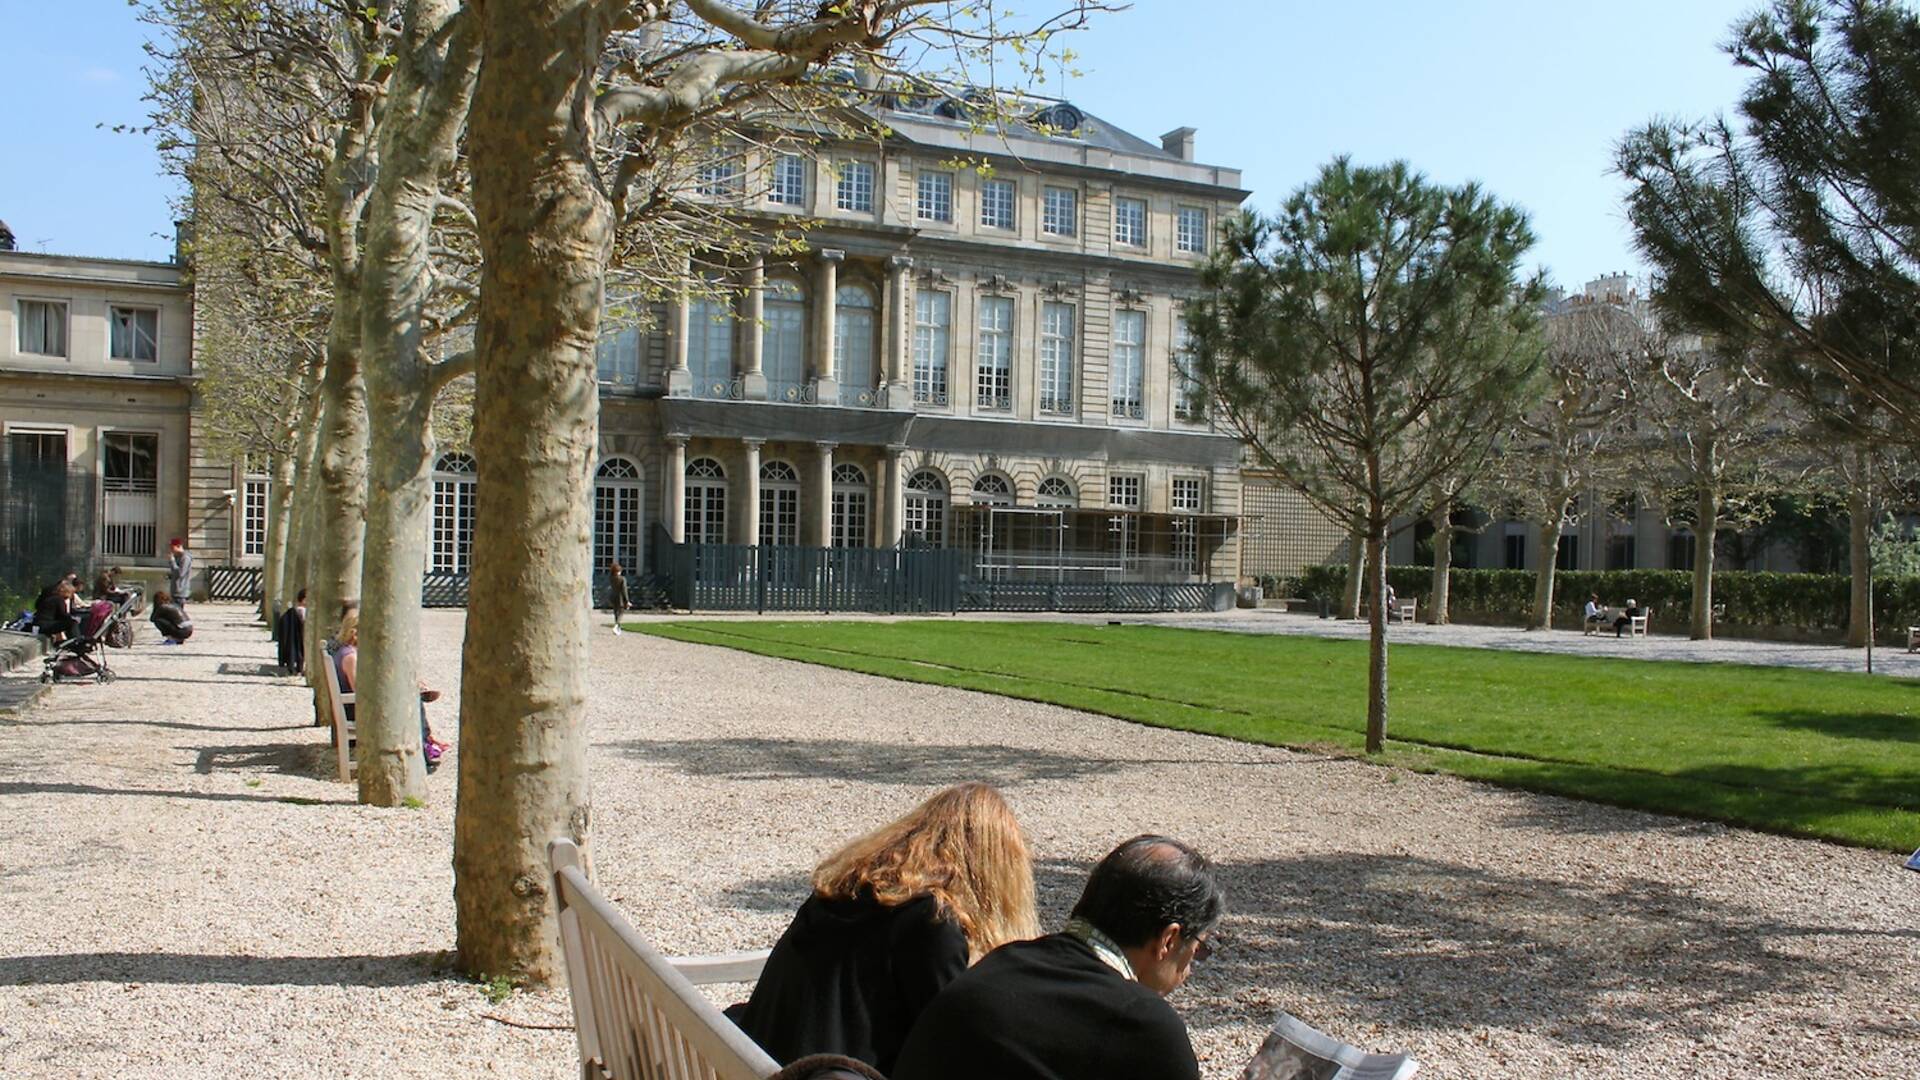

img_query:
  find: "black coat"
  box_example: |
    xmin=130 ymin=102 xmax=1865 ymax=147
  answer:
xmin=728 ymin=892 xmax=968 ymax=1074
xmin=892 ymin=934 xmax=1200 ymax=1080
xmin=276 ymin=606 xmax=307 ymax=673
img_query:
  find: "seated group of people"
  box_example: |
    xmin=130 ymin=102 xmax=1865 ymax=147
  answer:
xmin=728 ymin=783 xmax=1222 ymax=1080
xmin=31 ymin=566 xmax=191 ymax=646
xmin=1583 ymin=594 xmax=1650 ymax=638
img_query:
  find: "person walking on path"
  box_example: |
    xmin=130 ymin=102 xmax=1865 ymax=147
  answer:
xmin=608 ymin=562 xmax=630 ymax=635
xmin=168 ymin=538 xmax=193 ymax=608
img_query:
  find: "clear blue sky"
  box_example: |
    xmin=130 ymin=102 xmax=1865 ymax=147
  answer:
xmin=1 ymin=0 xmax=1757 ymax=284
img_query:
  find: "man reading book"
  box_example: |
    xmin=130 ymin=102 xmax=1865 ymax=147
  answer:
xmin=892 ymin=834 xmax=1223 ymax=1080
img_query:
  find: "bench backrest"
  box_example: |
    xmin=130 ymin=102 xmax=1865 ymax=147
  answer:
xmin=318 ymin=645 xmax=356 ymax=780
xmin=550 ymin=839 xmax=779 ymax=1080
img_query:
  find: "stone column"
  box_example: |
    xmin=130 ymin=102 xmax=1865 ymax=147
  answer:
xmin=741 ymin=254 xmax=767 ymax=401
xmin=668 ymin=268 xmax=692 ymax=396
xmin=815 ymin=249 xmax=844 ymax=405
xmin=884 ymin=444 xmax=907 ymax=547
xmin=665 ymin=437 xmax=687 ymax=544
xmin=740 ymin=439 xmax=763 ymax=546
xmin=814 ymin=442 xmax=836 ymax=548
xmin=885 ymin=255 xmax=913 ymax=404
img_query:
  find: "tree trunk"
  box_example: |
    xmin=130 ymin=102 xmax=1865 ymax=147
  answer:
xmin=1340 ymin=522 xmax=1364 ymax=619
xmin=1530 ymin=519 xmax=1560 ymax=630
xmin=305 ymin=289 xmax=370 ymax=694
xmin=1365 ymin=514 xmax=1390 ymax=754
xmin=262 ymin=446 xmax=297 ymax=628
xmin=353 ymin=0 xmax=476 ymax=807
xmin=1691 ymin=486 xmax=1717 ymax=640
xmin=1847 ymin=454 xmax=1871 ymax=648
xmin=455 ymin=0 xmax=608 ymax=986
xmin=284 ymin=370 xmax=327 ymax=609
xmin=1427 ymin=502 xmax=1452 ymax=625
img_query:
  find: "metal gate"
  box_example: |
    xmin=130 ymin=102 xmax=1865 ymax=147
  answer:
xmin=1 ymin=442 xmax=94 ymax=602
xmin=666 ymin=542 xmax=962 ymax=613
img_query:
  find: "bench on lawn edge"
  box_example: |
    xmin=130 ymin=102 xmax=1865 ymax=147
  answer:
xmin=550 ymin=838 xmax=777 ymax=1080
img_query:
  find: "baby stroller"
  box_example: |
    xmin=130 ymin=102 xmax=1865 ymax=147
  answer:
xmin=40 ymin=595 xmax=134 ymax=684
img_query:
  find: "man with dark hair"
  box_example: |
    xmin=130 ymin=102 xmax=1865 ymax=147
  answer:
xmin=168 ymin=538 xmax=193 ymax=608
xmin=891 ymin=834 xmax=1223 ymax=1080
xmin=276 ymin=588 xmax=308 ymax=676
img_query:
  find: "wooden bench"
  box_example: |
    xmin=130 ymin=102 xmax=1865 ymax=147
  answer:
xmin=316 ymin=644 xmax=356 ymax=781
xmin=1628 ymin=613 xmax=1650 ymax=638
xmin=550 ymin=839 xmax=777 ymax=1080
xmin=1388 ymin=599 xmax=1417 ymax=625
xmin=1907 ymin=626 xmax=1920 ymax=653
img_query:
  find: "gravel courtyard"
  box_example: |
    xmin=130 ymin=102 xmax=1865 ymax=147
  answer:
xmin=2 ymin=605 xmax=1916 ymax=1079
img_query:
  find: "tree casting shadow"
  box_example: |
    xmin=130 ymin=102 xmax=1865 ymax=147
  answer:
xmin=0 ymin=949 xmax=448 ymax=989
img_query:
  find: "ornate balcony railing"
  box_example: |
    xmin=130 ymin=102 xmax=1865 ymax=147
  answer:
xmin=768 ymin=379 xmax=816 ymax=404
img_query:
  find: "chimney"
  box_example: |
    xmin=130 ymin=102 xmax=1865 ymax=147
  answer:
xmin=1160 ymin=126 xmax=1196 ymax=161
xmin=173 ymin=218 xmax=194 ymax=266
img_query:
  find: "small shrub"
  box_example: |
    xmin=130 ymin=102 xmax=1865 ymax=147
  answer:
xmin=480 ymin=974 xmax=516 ymax=1005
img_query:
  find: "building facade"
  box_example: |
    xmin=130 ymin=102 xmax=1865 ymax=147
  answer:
xmin=426 ymin=98 xmax=1252 ymax=594
xmin=0 ymin=246 xmax=210 ymax=596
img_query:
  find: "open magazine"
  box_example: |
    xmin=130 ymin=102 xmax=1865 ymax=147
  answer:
xmin=1239 ymin=1012 xmax=1419 ymax=1080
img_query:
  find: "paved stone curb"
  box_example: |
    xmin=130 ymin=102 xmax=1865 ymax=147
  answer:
xmin=0 ymin=629 xmax=46 ymax=673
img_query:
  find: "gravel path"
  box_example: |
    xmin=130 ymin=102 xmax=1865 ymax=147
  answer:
xmin=2 ymin=605 xmax=1916 ymax=1079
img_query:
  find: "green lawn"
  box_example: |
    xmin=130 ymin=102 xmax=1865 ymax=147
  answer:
xmin=634 ymin=619 xmax=1920 ymax=851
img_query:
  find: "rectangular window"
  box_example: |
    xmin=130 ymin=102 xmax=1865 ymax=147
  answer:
xmin=1110 ymin=309 xmax=1145 ymax=419
xmin=695 ymin=158 xmax=740 ymax=197
xmin=102 ymin=431 xmax=159 ymax=558
xmin=110 ymin=306 xmax=159 ymax=362
xmin=836 ymin=160 xmax=875 ymax=213
xmin=597 ymin=292 xmax=644 ymax=388
xmin=1556 ymin=533 xmax=1579 ymax=571
xmin=17 ymin=300 xmax=67 ymax=357
xmin=770 ymin=154 xmax=808 ymax=206
xmin=1172 ymin=316 xmax=1203 ymax=422
xmin=975 ymin=296 xmax=1013 ymax=411
xmin=913 ymin=290 xmax=951 ymax=405
xmin=1039 ymin=301 xmax=1076 ymax=416
xmin=242 ymin=477 xmax=269 ymax=557
xmin=1108 ymin=475 xmax=1142 ymax=562
xmin=1505 ymin=530 xmax=1528 ymax=570
xmin=1042 ymin=186 xmax=1077 ymax=237
xmin=1113 ymin=197 xmax=1147 ymax=247
xmin=1176 ymin=206 xmax=1209 ymax=253
xmin=916 ymin=171 xmax=953 ymax=222
xmin=979 ymin=178 xmax=1016 ymax=230
xmin=1171 ymin=476 xmax=1204 ymax=513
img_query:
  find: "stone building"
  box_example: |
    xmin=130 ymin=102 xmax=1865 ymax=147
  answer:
xmin=425 ymin=96 xmax=1252 ymax=598
xmin=0 ymin=245 xmax=211 ymax=596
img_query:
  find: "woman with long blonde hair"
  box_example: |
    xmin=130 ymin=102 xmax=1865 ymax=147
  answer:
xmin=728 ymin=782 xmax=1040 ymax=1073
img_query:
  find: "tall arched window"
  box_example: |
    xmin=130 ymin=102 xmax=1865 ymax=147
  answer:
xmin=970 ymin=473 xmax=1014 ymax=506
xmin=685 ymin=457 xmax=728 ymax=546
xmin=764 ymin=278 xmax=809 ymax=400
xmin=831 ymin=462 xmax=869 ymax=548
xmin=688 ymin=296 xmax=735 ymax=397
xmin=835 ymin=283 xmax=877 ymax=405
xmin=759 ymin=460 xmax=801 ymax=546
xmin=1036 ymin=476 xmax=1077 ymax=508
xmin=593 ymin=457 xmax=644 ymax=570
xmin=904 ymin=469 xmax=948 ymax=547
xmin=431 ymin=452 xmax=477 ymax=573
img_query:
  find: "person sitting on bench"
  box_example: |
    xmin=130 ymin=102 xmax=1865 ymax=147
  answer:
xmin=333 ymin=612 xmax=449 ymax=772
xmin=727 ymin=783 xmax=1040 ymax=1074
xmin=34 ymin=582 xmax=78 ymax=643
xmin=1584 ymin=594 xmax=1606 ymax=633
xmin=1613 ymin=599 xmax=1644 ymax=638
xmin=893 ymin=834 xmax=1223 ymax=1080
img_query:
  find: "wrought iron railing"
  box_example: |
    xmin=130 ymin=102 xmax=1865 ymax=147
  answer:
xmin=839 ymin=383 xmax=890 ymax=408
xmin=767 ymin=379 xmax=816 ymax=404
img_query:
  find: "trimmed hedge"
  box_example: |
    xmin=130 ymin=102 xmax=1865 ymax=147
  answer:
xmin=1261 ymin=565 xmax=1918 ymax=640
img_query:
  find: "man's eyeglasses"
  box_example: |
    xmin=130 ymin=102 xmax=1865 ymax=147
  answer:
xmin=1191 ymin=931 xmax=1219 ymax=964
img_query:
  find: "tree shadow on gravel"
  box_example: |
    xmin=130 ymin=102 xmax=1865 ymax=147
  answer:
xmin=0 ymin=716 xmax=309 ymax=734
xmin=1183 ymin=852 xmax=1904 ymax=1050
xmin=190 ymin=741 xmax=334 ymax=779
xmin=0 ymin=949 xmax=449 ymax=988
xmin=611 ymin=736 xmax=1308 ymax=788
xmin=0 ymin=780 xmax=350 ymax=805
